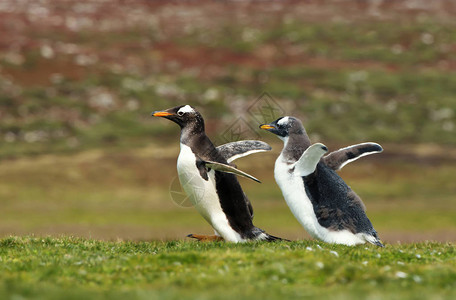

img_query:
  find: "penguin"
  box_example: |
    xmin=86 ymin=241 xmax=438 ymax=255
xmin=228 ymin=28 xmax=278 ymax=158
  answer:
xmin=260 ymin=116 xmax=384 ymax=246
xmin=152 ymin=105 xmax=282 ymax=242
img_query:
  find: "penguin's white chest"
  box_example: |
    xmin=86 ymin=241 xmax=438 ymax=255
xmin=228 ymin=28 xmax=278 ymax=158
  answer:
xmin=274 ymin=155 xmax=323 ymax=239
xmin=274 ymin=155 xmax=366 ymax=245
xmin=176 ymin=144 xmax=243 ymax=242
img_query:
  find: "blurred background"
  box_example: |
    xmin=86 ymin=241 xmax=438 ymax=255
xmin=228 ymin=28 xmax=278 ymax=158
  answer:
xmin=0 ymin=0 xmax=455 ymax=243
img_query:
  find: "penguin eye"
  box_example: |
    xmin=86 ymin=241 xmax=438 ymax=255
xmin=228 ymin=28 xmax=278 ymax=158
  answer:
xmin=177 ymin=111 xmax=184 ymax=116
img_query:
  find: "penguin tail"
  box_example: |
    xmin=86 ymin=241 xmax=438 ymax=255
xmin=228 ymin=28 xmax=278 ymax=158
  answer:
xmin=364 ymin=233 xmax=384 ymax=247
xmin=264 ymin=233 xmax=288 ymax=242
xmin=371 ymin=239 xmax=385 ymax=247
xmin=252 ymin=227 xmax=289 ymax=242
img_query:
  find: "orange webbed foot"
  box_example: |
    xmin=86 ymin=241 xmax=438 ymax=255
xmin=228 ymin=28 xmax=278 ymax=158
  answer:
xmin=187 ymin=234 xmax=224 ymax=242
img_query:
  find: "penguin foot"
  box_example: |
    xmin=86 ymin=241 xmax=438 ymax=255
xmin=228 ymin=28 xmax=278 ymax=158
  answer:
xmin=187 ymin=234 xmax=224 ymax=242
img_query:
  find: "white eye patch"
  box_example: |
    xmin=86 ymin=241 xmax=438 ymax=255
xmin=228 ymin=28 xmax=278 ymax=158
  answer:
xmin=177 ymin=105 xmax=194 ymax=114
xmin=277 ymin=116 xmax=289 ymax=126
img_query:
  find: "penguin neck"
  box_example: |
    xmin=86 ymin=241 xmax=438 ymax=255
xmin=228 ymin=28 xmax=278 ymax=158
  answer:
xmin=180 ymin=125 xmax=217 ymax=160
xmin=281 ymin=133 xmax=311 ymax=163
xmin=179 ymin=116 xmax=205 ymax=143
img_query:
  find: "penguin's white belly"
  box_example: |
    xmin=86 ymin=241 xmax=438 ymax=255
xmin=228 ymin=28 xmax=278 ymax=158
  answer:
xmin=176 ymin=144 xmax=243 ymax=242
xmin=274 ymin=156 xmax=365 ymax=245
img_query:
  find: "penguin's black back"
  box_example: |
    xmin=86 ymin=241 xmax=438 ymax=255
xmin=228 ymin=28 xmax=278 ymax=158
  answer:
xmin=185 ymin=133 xmax=258 ymax=239
xmin=303 ymin=162 xmax=377 ymax=236
xmin=214 ymin=171 xmax=258 ymax=238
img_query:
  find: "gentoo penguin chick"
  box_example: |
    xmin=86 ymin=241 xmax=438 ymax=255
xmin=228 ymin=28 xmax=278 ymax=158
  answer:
xmin=152 ymin=105 xmax=282 ymax=242
xmin=260 ymin=116 xmax=383 ymax=246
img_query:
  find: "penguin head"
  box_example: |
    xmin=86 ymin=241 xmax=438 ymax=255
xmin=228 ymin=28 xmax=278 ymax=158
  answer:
xmin=152 ymin=105 xmax=204 ymax=130
xmin=260 ymin=116 xmax=306 ymax=140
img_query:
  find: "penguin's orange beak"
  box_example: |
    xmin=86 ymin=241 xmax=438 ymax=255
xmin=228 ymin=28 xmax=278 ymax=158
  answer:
xmin=260 ymin=124 xmax=275 ymax=130
xmin=152 ymin=111 xmax=173 ymax=117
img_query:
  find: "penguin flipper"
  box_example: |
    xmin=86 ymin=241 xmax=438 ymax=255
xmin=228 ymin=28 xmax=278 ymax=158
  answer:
xmin=204 ymin=160 xmax=261 ymax=183
xmin=323 ymin=142 xmax=383 ymax=171
xmin=294 ymin=143 xmax=329 ymax=177
xmin=216 ymin=140 xmax=271 ymax=163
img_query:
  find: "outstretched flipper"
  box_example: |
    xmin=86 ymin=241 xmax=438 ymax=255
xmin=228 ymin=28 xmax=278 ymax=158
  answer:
xmin=294 ymin=143 xmax=329 ymax=177
xmin=217 ymin=140 xmax=271 ymax=163
xmin=323 ymin=143 xmax=383 ymax=171
xmin=214 ymin=140 xmax=269 ymax=217
xmin=204 ymin=160 xmax=261 ymax=183
xmin=323 ymin=142 xmax=383 ymax=171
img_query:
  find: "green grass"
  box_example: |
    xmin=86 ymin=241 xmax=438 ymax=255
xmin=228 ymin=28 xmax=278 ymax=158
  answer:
xmin=0 ymin=237 xmax=455 ymax=300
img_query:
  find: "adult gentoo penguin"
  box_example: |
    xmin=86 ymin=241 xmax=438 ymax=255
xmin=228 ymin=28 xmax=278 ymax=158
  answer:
xmin=260 ymin=116 xmax=384 ymax=246
xmin=152 ymin=105 xmax=282 ymax=242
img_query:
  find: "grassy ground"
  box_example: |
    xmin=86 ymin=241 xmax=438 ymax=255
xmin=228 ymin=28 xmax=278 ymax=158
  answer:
xmin=1 ymin=237 xmax=455 ymax=300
